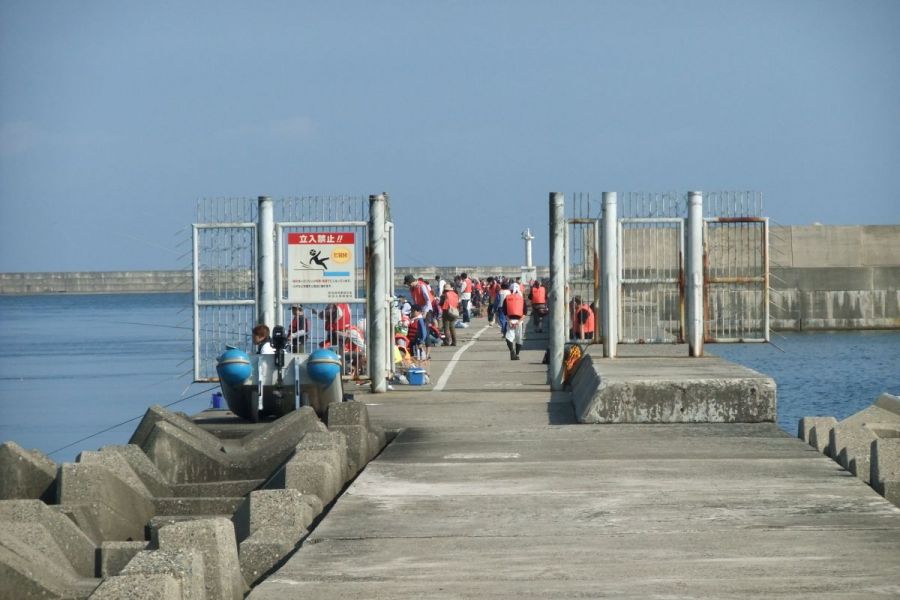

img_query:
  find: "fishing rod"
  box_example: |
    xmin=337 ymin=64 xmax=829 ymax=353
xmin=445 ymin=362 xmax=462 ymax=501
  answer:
xmin=46 ymin=384 xmax=220 ymax=457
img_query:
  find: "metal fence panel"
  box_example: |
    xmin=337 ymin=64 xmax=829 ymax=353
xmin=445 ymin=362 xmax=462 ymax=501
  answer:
xmin=618 ymin=218 xmax=684 ymax=343
xmin=704 ymin=217 xmax=769 ymax=342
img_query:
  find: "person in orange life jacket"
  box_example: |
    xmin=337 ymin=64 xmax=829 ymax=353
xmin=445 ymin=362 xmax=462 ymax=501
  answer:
xmin=252 ymin=324 xmax=275 ymax=354
xmin=439 ymin=283 xmax=459 ymax=347
xmin=404 ymin=274 xmax=434 ymax=316
xmin=288 ymin=304 xmax=309 ymax=353
xmin=458 ymin=272 xmax=473 ymax=323
xmin=314 ymin=302 xmax=351 ymax=345
xmin=528 ymin=280 xmax=548 ymax=333
xmin=572 ymin=296 xmax=595 ymax=341
xmin=502 ymin=285 xmax=526 ymax=360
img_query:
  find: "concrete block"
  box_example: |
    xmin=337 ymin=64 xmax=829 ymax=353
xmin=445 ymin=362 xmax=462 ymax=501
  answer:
xmin=52 ymin=503 xmax=106 ymax=545
xmin=58 ymin=463 xmax=155 ymax=542
xmin=172 ymin=479 xmax=264 ymax=498
xmin=797 ymin=416 xmax=837 ymax=453
xmin=233 ymin=489 xmax=315 ymax=543
xmin=328 ymin=424 xmax=370 ymax=476
xmin=153 ymin=496 xmax=244 ymax=517
xmin=142 ymin=421 xmax=234 ymax=484
xmin=367 ymin=428 xmax=388 ymax=462
xmin=100 ymin=541 xmax=150 ymax=577
xmin=149 ymin=516 xmax=209 ymax=547
xmin=297 ymin=431 xmax=351 ymax=483
xmin=279 ymin=454 xmax=341 ymax=505
xmin=121 ymin=549 xmax=206 ymax=600
xmin=829 ymin=424 xmax=879 ymax=483
xmin=875 ymin=392 xmax=900 ymax=416
xmin=0 ymin=499 xmax=97 ymax=578
xmin=0 ymin=441 xmax=58 ymax=502
xmin=239 ymin=527 xmax=298 ymax=587
xmin=99 ymin=444 xmax=173 ymax=497
xmin=78 ymin=450 xmax=154 ymax=498
xmin=809 ymin=421 xmax=836 ymax=455
xmin=870 ymin=438 xmax=900 ymax=497
xmin=130 ymin=405 xmax=224 ymax=454
xmin=156 ymin=517 xmax=247 ymax=600
xmin=0 ymin=521 xmax=99 ymax=599
xmin=89 ymin=572 xmax=183 ymax=599
xmin=884 ymin=480 xmax=900 ymax=508
xmin=327 ymin=400 xmax=371 ymax=429
xmin=861 ymin=225 xmax=900 ymax=266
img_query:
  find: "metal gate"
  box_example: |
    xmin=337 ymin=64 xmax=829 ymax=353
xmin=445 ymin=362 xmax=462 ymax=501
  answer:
xmin=563 ymin=191 xmax=768 ymax=347
xmin=192 ymin=198 xmax=258 ymax=382
xmin=703 ymin=192 xmax=769 ymax=342
xmin=192 ymin=196 xmax=383 ymax=382
xmin=565 ymin=193 xmax=601 ymax=339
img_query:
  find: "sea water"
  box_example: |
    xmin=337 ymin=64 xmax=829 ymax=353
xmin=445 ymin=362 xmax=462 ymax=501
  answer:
xmin=1 ymin=293 xmax=899 ymax=462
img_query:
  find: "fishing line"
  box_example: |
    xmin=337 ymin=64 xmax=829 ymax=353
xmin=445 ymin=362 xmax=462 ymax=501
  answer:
xmin=46 ymin=384 xmax=220 ymax=457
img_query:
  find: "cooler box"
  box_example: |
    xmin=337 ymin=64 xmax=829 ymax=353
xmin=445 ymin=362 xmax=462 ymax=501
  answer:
xmin=407 ymin=368 xmax=426 ymax=385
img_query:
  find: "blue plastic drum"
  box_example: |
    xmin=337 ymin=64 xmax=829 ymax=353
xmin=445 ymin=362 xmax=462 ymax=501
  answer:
xmin=216 ymin=348 xmax=252 ymax=385
xmin=307 ymin=348 xmax=342 ymax=385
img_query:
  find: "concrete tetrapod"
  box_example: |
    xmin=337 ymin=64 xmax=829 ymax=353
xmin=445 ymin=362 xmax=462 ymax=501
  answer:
xmin=801 ymin=393 xmax=900 ymax=507
xmin=0 ymin=441 xmax=58 ymax=502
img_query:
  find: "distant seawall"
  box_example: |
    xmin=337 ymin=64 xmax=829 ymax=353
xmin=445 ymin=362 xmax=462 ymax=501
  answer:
xmin=1 ymin=225 xmax=898 ymax=331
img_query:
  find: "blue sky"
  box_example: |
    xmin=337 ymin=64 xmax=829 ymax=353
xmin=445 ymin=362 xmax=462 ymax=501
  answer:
xmin=1 ymin=0 xmax=898 ymax=272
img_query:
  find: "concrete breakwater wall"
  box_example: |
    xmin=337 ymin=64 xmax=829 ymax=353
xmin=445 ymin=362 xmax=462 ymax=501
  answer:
xmin=2 ymin=225 xmax=898 ymax=330
xmin=0 ymin=402 xmax=389 ymax=598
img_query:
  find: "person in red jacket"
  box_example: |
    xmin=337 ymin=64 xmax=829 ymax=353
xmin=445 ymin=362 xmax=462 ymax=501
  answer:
xmin=572 ymin=296 xmax=595 ymax=341
xmin=528 ymin=280 xmax=548 ymax=333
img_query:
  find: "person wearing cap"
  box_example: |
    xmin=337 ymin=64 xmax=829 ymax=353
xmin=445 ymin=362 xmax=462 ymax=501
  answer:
xmin=404 ymin=274 xmax=434 ymax=316
xmin=439 ymin=283 xmax=460 ymax=346
xmin=289 ymin=304 xmax=309 ymax=353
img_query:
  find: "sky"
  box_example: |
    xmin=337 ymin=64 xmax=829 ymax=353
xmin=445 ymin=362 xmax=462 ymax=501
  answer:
xmin=1 ymin=0 xmax=899 ymax=272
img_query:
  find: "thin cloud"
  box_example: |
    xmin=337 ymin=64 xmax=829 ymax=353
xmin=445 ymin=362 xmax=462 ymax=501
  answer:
xmin=0 ymin=121 xmax=118 ymax=157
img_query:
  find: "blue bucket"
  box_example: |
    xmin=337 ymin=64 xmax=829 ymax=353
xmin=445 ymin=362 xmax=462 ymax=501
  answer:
xmin=210 ymin=392 xmax=224 ymax=409
xmin=407 ymin=368 xmax=426 ymax=385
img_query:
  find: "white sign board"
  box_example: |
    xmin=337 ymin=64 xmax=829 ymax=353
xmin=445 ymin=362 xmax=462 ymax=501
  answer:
xmin=287 ymin=231 xmax=356 ymax=303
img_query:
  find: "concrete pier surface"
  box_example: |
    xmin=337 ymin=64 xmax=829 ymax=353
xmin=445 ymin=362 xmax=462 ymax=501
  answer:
xmin=250 ymin=319 xmax=900 ymax=599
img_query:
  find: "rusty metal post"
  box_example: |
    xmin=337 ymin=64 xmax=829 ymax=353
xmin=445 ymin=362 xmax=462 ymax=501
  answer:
xmin=549 ymin=193 xmax=565 ymax=390
xmin=686 ymin=191 xmax=704 ymax=357
xmin=601 ymin=192 xmax=618 ymax=358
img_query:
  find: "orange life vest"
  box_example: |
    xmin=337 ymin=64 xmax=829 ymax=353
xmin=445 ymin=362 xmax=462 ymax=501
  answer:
xmin=410 ymin=282 xmax=432 ymax=309
xmin=504 ymin=293 xmax=525 ymax=319
xmin=326 ymin=303 xmax=351 ymax=331
xmin=530 ymin=286 xmax=546 ymax=304
xmin=574 ymin=304 xmax=595 ymax=337
xmin=441 ymin=290 xmax=459 ymax=310
xmin=463 ymin=278 xmax=473 ymax=294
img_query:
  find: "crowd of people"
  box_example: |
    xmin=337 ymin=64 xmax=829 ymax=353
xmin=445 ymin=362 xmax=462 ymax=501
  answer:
xmin=249 ymin=272 xmax=597 ymax=382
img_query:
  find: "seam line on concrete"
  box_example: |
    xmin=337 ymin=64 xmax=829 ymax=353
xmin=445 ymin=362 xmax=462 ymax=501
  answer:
xmin=432 ymin=325 xmax=490 ymax=392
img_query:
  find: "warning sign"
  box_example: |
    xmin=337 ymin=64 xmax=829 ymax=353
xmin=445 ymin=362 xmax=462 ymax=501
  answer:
xmin=287 ymin=232 xmax=356 ymax=303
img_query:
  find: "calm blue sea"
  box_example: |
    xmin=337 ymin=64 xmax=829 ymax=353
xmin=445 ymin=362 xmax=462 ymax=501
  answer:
xmin=1 ymin=293 xmax=899 ymax=462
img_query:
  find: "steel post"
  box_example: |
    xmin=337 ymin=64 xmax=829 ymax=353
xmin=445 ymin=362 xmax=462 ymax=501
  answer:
xmin=686 ymin=191 xmax=704 ymax=356
xmin=368 ymin=194 xmax=387 ymax=393
xmin=601 ymin=192 xmax=618 ymax=358
xmin=549 ymin=193 xmax=565 ymax=390
xmin=257 ymin=195 xmax=276 ymax=328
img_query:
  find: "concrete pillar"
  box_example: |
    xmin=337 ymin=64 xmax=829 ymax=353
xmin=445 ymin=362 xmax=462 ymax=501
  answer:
xmin=257 ymin=196 xmax=276 ymax=328
xmin=686 ymin=191 xmax=704 ymax=357
xmin=368 ymin=194 xmax=387 ymax=393
xmin=549 ymin=193 xmax=565 ymax=390
xmin=601 ymin=192 xmax=618 ymax=358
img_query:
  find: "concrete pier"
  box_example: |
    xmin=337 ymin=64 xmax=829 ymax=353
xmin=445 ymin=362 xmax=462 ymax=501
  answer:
xmin=250 ymin=319 xmax=900 ymax=598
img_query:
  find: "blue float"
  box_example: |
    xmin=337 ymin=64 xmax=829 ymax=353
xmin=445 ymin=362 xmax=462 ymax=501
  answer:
xmin=306 ymin=348 xmax=342 ymax=384
xmin=216 ymin=348 xmax=252 ymax=385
